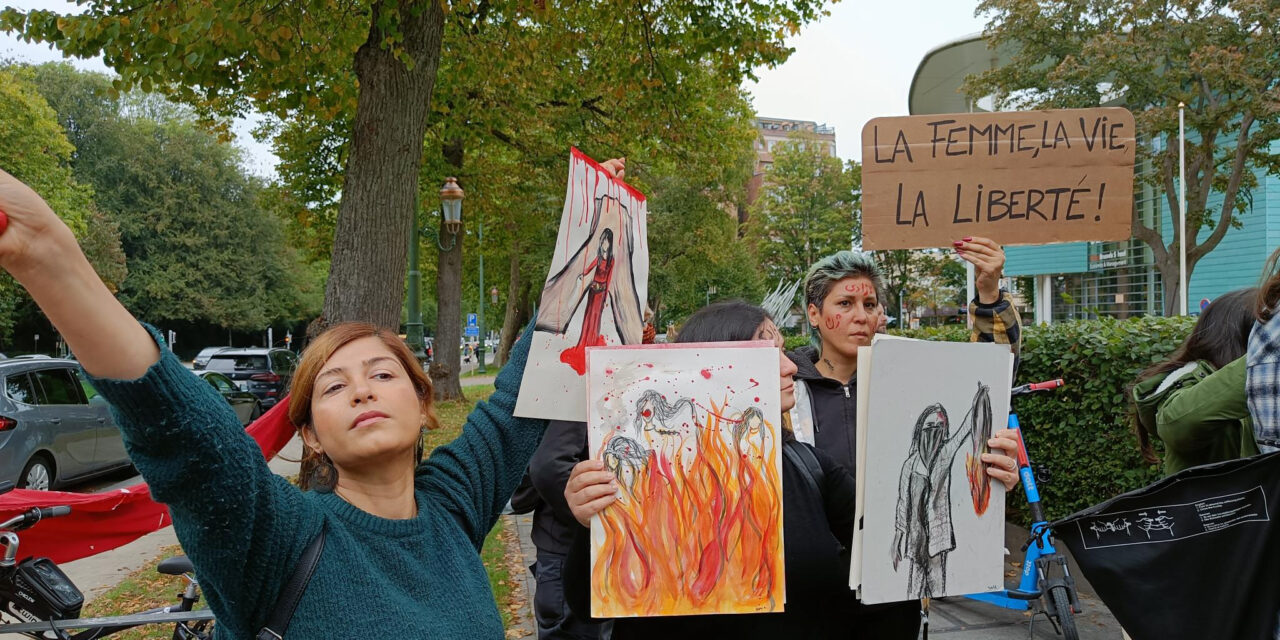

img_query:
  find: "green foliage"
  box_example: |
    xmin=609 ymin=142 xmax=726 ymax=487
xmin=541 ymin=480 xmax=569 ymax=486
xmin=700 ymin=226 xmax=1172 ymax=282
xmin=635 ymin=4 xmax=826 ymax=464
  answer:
xmin=784 ymin=334 xmax=811 ymax=351
xmin=1015 ymin=316 xmax=1194 ymax=522
xmin=896 ymin=316 xmax=1197 ymax=522
xmin=0 ymin=66 xmax=91 ymax=233
xmin=967 ymin=0 xmax=1280 ymax=315
xmin=645 ymin=164 xmax=764 ymax=329
xmin=17 ymin=62 xmax=321 ymax=330
xmin=0 ymin=66 xmax=101 ymax=342
xmin=749 ymin=134 xmax=860 ymax=284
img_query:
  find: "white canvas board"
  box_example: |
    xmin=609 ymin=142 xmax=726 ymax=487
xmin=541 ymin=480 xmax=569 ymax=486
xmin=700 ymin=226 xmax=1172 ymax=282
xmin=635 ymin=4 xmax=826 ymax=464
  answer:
xmin=584 ymin=342 xmax=786 ymax=618
xmin=515 ymin=148 xmax=649 ymax=421
xmin=849 ymin=344 xmax=874 ymax=593
xmin=857 ymin=337 xmax=1013 ymax=604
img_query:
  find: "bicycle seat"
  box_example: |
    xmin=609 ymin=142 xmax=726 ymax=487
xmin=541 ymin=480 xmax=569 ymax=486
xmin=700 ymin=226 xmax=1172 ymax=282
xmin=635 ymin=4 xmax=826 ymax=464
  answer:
xmin=157 ymin=555 xmax=194 ymax=575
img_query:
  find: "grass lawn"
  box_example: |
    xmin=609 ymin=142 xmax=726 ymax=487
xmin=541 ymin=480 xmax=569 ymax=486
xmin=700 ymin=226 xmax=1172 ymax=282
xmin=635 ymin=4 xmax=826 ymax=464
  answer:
xmin=83 ymin=383 xmax=519 ymax=637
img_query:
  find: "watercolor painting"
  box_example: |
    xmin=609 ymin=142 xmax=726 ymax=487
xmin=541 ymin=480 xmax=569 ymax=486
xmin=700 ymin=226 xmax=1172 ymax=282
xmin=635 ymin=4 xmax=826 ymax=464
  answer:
xmin=856 ymin=336 xmax=1012 ymax=604
xmin=515 ymin=148 xmax=648 ymax=422
xmin=585 ymin=342 xmax=785 ymax=618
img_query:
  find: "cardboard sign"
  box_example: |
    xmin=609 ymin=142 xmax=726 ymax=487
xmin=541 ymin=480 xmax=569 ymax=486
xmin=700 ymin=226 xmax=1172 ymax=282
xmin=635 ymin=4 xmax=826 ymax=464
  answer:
xmin=861 ymin=108 xmax=1135 ymax=250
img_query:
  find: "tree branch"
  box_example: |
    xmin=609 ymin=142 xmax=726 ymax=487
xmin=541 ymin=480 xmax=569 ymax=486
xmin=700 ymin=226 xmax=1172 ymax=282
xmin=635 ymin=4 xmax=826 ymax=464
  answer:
xmin=1190 ymin=110 xmax=1256 ymax=262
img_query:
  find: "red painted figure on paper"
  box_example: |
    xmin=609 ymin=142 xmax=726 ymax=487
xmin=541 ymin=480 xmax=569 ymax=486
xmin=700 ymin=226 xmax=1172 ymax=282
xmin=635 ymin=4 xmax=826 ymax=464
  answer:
xmin=534 ymin=194 xmax=643 ymax=375
xmin=559 ymin=229 xmax=615 ymax=373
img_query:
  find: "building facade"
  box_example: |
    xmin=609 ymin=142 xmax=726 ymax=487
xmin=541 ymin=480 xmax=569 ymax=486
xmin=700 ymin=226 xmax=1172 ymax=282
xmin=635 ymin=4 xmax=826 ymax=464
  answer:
xmin=743 ymin=117 xmax=838 ymax=223
xmin=909 ymin=34 xmax=1280 ymax=323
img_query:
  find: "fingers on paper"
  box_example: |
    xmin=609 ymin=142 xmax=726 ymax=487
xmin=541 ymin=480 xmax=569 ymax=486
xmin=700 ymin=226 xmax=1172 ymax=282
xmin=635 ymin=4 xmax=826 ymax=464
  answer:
xmin=600 ymin=157 xmax=626 ymax=180
xmin=981 ymin=452 xmax=1019 ymax=490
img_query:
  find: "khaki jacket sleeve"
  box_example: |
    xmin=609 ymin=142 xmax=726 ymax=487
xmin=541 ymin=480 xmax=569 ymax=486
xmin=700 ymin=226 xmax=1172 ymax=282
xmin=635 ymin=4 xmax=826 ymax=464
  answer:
xmin=1157 ymin=356 xmax=1248 ymax=452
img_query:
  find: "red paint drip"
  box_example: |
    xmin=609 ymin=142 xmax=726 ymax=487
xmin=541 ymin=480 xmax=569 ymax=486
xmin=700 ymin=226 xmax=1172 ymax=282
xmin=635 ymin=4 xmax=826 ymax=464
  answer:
xmin=700 ymin=369 xmax=712 ymax=379
xmin=754 ymin=397 xmax=760 ymax=403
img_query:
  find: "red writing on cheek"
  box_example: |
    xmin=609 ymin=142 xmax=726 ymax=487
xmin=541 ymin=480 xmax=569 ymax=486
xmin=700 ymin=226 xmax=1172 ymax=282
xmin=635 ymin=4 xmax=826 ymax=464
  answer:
xmin=824 ymin=314 xmax=842 ymax=330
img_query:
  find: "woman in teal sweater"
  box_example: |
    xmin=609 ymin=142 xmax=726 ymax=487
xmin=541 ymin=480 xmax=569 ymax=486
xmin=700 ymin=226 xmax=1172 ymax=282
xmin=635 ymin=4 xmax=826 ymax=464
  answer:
xmin=0 ymin=168 xmax=546 ymax=638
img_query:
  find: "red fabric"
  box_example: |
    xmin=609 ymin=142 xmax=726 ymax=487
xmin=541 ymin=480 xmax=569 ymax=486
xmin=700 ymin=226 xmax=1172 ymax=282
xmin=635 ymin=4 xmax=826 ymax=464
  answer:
xmin=0 ymin=394 xmax=297 ymax=563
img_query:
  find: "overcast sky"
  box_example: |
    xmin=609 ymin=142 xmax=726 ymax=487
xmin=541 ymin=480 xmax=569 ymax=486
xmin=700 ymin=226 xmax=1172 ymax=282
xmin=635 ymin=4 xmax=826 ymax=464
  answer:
xmin=1 ymin=0 xmax=990 ymax=175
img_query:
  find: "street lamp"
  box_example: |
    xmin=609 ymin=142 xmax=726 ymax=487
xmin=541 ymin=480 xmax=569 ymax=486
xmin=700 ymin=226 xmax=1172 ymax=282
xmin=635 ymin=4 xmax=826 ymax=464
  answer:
xmin=439 ymin=177 xmax=463 ymax=249
xmin=490 ymin=287 xmax=499 ymax=305
xmin=406 ymin=178 xmax=465 ymax=362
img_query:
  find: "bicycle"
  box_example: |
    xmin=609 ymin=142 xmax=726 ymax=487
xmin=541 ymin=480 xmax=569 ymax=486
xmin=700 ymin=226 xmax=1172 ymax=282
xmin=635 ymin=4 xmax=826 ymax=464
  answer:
xmin=964 ymin=378 xmax=1082 ymax=640
xmin=0 ymin=483 xmax=215 ymax=639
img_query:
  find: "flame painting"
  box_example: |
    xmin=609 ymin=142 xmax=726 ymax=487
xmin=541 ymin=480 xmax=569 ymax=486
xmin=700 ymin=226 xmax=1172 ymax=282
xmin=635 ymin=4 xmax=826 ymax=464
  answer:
xmin=585 ymin=342 xmax=785 ymax=618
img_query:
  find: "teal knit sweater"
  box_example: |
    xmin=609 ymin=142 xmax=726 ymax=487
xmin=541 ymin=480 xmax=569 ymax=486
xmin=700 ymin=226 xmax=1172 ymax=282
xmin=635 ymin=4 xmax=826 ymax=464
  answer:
xmin=87 ymin=326 xmax=545 ymax=639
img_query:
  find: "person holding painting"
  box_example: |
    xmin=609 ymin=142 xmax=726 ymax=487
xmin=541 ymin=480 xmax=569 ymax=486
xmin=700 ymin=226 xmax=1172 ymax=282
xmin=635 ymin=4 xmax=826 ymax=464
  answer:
xmin=0 ymin=167 xmax=550 ymax=638
xmin=560 ymin=300 xmax=858 ymax=638
xmin=785 ymin=244 xmax=1024 ymax=634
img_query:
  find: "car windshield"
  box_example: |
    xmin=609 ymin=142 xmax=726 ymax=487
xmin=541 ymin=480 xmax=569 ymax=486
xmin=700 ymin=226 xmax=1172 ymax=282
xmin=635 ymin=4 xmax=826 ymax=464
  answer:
xmin=207 ymin=355 xmax=269 ymax=372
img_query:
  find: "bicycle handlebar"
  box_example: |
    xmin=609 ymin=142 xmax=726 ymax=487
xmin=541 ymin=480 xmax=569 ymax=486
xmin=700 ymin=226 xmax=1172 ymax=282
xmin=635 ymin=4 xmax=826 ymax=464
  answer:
xmin=0 ymin=505 xmax=72 ymax=531
xmin=1012 ymin=379 xmax=1065 ymax=397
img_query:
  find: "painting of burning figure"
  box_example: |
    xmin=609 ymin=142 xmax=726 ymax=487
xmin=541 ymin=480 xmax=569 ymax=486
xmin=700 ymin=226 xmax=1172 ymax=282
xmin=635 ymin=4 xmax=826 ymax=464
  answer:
xmin=585 ymin=342 xmax=785 ymax=618
xmin=515 ymin=148 xmax=648 ymax=422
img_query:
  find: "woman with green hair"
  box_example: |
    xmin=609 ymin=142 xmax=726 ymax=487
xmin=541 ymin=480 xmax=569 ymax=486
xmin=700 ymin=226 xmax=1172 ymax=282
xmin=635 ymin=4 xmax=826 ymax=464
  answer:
xmin=786 ymin=237 xmax=1024 ymax=635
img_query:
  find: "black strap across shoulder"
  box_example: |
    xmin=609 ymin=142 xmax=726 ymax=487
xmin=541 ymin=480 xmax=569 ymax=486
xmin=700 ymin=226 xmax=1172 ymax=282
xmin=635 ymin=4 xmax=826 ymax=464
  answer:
xmin=783 ymin=440 xmax=825 ymax=500
xmin=257 ymin=524 xmax=327 ymax=640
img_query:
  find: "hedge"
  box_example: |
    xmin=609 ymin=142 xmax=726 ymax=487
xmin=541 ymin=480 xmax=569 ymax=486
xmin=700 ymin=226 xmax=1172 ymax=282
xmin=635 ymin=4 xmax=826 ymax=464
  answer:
xmin=893 ymin=316 xmax=1196 ymax=522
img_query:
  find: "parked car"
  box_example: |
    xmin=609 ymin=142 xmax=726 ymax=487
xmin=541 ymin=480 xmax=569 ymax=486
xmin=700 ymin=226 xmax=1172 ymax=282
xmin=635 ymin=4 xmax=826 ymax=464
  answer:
xmin=203 ymin=348 xmax=297 ymax=409
xmin=196 ymin=370 xmax=262 ymax=426
xmin=192 ymin=346 xmax=231 ymax=369
xmin=0 ymin=357 xmax=131 ymax=490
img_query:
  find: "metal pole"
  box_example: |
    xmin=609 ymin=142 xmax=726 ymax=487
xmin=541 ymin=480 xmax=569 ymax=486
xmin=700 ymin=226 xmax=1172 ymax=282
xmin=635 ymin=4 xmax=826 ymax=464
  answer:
xmin=1178 ymin=102 xmax=1188 ymax=317
xmin=477 ymin=221 xmax=487 ymax=374
xmin=405 ymin=206 xmax=426 ymax=360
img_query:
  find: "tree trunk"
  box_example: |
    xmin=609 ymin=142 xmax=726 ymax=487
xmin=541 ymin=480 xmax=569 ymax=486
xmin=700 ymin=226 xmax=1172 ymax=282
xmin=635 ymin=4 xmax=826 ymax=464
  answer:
xmin=430 ymin=139 xmax=465 ymax=401
xmin=320 ymin=0 xmax=445 ymax=331
xmin=495 ymin=232 xmax=523 ymax=368
xmin=1156 ymin=253 xmax=1184 ymax=317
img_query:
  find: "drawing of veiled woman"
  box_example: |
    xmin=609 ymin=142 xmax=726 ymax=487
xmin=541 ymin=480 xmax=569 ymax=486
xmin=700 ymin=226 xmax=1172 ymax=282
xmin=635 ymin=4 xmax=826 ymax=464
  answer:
xmin=535 ymin=195 xmax=643 ymax=375
xmin=891 ymin=383 xmax=991 ymax=599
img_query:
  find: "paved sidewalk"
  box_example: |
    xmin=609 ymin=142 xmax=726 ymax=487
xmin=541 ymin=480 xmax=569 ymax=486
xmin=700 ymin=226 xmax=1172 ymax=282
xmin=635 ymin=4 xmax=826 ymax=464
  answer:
xmin=508 ymin=517 xmax=1127 ymax=639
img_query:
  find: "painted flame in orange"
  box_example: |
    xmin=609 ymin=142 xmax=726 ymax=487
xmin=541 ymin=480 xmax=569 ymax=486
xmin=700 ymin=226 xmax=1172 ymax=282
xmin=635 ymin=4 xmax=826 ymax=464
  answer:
xmin=591 ymin=401 xmax=785 ymax=617
xmin=965 ymin=453 xmax=991 ymax=515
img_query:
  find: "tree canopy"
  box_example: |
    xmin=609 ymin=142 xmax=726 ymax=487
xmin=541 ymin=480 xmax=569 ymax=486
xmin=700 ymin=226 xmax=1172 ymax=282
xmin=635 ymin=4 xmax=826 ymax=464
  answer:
xmin=966 ymin=0 xmax=1280 ymax=315
xmin=749 ymin=134 xmax=861 ymax=284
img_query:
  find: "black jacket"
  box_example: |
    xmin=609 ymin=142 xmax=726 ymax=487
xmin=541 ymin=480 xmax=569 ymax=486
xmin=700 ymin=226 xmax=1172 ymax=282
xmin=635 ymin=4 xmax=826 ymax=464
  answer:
xmin=564 ymin=436 xmax=862 ymax=640
xmin=787 ymin=290 xmax=1025 ymax=475
xmin=788 ymin=345 xmax=860 ymax=474
xmin=527 ymin=419 xmax=589 ymax=556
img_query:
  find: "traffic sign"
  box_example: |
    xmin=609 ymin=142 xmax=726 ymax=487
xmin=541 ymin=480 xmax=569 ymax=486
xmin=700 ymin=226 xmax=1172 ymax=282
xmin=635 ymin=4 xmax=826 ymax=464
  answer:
xmin=467 ymin=313 xmax=478 ymax=328
xmin=465 ymin=326 xmax=479 ymax=337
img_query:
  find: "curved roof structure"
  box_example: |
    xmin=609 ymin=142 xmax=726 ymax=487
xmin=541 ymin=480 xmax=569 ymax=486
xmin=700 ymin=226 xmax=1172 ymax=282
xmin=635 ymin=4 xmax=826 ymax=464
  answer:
xmin=908 ymin=33 xmax=1016 ymax=116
